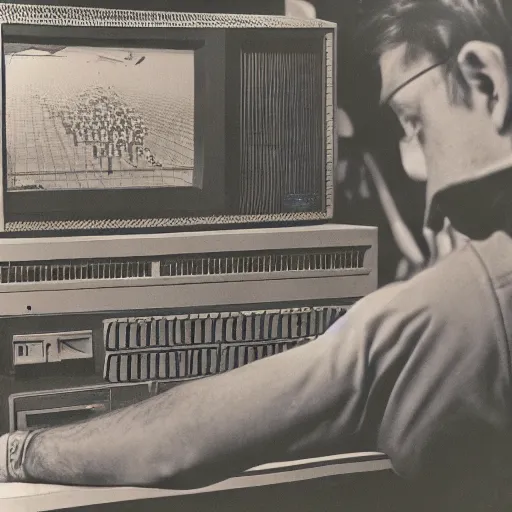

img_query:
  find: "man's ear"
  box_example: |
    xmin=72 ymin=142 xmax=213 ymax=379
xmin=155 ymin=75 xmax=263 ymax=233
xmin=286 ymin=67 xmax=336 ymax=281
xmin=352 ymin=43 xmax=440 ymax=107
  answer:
xmin=457 ymin=41 xmax=510 ymax=132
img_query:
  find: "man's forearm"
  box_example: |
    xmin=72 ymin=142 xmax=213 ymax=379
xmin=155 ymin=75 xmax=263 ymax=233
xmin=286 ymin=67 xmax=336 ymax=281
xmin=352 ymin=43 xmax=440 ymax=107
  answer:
xmin=22 ymin=377 xmax=275 ymax=487
xmin=13 ymin=322 xmax=364 ymax=487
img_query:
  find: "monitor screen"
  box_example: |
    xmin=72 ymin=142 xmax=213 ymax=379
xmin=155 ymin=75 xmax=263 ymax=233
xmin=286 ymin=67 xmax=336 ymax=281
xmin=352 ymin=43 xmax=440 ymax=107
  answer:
xmin=4 ymin=43 xmax=195 ymax=191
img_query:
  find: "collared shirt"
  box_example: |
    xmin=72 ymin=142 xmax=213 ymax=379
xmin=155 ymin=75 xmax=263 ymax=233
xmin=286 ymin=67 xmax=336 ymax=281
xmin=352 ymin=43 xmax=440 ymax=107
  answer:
xmin=426 ymin=155 xmax=512 ymax=230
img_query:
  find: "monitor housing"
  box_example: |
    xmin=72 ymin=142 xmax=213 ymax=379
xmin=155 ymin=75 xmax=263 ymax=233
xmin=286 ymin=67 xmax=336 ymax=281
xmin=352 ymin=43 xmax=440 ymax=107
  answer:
xmin=0 ymin=4 xmax=336 ymax=235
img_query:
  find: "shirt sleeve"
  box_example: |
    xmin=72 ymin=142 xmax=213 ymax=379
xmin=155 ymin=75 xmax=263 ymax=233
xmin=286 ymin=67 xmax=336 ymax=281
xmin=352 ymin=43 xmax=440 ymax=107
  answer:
xmin=249 ymin=240 xmax=511 ymax=479
xmin=157 ymin=281 xmax=410 ymax=485
xmin=367 ymin=244 xmax=512 ymax=481
xmin=159 ymin=244 xmax=511 ymax=490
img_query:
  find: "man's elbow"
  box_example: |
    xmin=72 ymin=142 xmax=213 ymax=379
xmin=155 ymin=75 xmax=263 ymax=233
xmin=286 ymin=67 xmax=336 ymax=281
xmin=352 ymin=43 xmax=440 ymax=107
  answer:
xmin=157 ymin=468 xmax=232 ymax=490
xmin=125 ymin=451 xmax=235 ymax=489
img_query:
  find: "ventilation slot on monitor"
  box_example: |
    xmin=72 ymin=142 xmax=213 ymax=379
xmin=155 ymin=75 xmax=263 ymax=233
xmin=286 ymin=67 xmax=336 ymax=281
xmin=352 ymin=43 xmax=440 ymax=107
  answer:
xmin=160 ymin=247 xmax=369 ymax=277
xmin=104 ymin=305 xmax=348 ymax=383
xmin=0 ymin=259 xmax=153 ymax=284
xmin=239 ymin=49 xmax=324 ymax=215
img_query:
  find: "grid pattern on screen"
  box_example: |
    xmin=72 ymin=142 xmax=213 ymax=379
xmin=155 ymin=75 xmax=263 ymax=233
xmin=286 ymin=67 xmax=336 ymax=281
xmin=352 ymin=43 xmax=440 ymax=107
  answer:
xmin=5 ymin=46 xmax=194 ymax=191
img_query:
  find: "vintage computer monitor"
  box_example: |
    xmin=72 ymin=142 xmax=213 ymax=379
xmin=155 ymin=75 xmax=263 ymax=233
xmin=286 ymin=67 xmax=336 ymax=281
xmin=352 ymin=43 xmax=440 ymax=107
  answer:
xmin=1 ymin=3 xmax=333 ymax=233
xmin=0 ymin=5 xmax=385 ymax=509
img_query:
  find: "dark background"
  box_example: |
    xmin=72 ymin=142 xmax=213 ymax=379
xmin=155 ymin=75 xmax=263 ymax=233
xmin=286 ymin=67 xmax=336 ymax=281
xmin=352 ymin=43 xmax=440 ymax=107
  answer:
xmin=311 ymin=0 xmax=427 ymax=285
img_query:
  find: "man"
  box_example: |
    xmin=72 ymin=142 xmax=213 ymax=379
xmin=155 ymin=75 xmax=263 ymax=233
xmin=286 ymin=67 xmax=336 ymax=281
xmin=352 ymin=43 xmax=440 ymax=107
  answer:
xmin=3 ymin=0 xmax=512 ymax=509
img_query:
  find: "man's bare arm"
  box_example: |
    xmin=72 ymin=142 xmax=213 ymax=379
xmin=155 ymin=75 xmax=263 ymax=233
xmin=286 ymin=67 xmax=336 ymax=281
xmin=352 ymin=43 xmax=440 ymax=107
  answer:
xmin=2 ymin=317 xmax=370 ymax=487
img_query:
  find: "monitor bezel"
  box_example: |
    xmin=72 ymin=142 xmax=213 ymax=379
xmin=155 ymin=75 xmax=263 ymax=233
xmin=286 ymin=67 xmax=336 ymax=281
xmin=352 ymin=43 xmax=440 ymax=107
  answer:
xmin=2 ymin=24 xmax=227 ymax=224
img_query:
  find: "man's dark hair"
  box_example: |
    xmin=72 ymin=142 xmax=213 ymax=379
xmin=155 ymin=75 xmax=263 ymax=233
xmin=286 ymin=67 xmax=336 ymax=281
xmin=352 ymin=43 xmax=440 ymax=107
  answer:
xmin=362 ymin=0 xmax=512 ymax=102
xmin=360 ymin=1 xmax=512 ymax=237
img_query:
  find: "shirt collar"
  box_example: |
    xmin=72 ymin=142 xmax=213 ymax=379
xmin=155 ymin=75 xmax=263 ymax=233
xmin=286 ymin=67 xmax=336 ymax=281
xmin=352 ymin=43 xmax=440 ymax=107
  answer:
xmin=425 ymin=154 xmax=512 ymax=231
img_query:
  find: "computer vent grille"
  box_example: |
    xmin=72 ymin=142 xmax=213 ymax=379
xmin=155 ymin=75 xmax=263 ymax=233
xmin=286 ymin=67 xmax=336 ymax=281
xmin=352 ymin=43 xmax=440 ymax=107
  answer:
xmin=104 ymin=305 xmax=348 ymax=383
xmin=0 ymin=246 xmax=369 ymax=284
xmin=160 ymin=247 xmax=369 ymax=277
xmin=0 ymin=259 xmax=153 ymax=284
xmin=239 ymin=50 xmax=324 ymax=215
xmin=105 ymin=338 xmax=315 ymax=383
xmin=104 ymin=305 xmax=346 ymax=350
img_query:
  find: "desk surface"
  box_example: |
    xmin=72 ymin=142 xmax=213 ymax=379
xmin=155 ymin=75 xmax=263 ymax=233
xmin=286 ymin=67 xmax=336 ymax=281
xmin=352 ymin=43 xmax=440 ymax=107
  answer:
xmin=0 ymin=452 xmax=391 ymax=512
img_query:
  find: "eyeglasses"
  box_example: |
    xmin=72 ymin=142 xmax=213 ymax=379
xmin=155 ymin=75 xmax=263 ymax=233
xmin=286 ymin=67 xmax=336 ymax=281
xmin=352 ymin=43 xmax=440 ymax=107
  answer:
xmin=381 ymin=59 xmax=449 ymax=106
xmin=340 ymin=57 xmax=451 ymax=147
xmin=378 ymin=58 xmax=450 ymax=143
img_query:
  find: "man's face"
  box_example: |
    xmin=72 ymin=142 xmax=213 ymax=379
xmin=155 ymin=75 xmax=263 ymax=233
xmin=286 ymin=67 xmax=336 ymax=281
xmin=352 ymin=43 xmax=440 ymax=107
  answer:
xmin=379 ymin=43 xmax=512 ymax=194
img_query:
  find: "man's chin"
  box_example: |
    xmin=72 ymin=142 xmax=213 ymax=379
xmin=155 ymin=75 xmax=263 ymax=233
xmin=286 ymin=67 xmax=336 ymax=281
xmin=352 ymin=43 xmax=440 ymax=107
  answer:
xmin=405 ymin=169 xmax=427 ymax=182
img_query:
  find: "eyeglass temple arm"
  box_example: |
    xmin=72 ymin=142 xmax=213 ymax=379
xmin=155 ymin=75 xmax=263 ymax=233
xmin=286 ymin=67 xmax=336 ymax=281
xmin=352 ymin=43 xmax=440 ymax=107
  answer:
xmin=380 ymin=60 xmax=449 ymax=106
